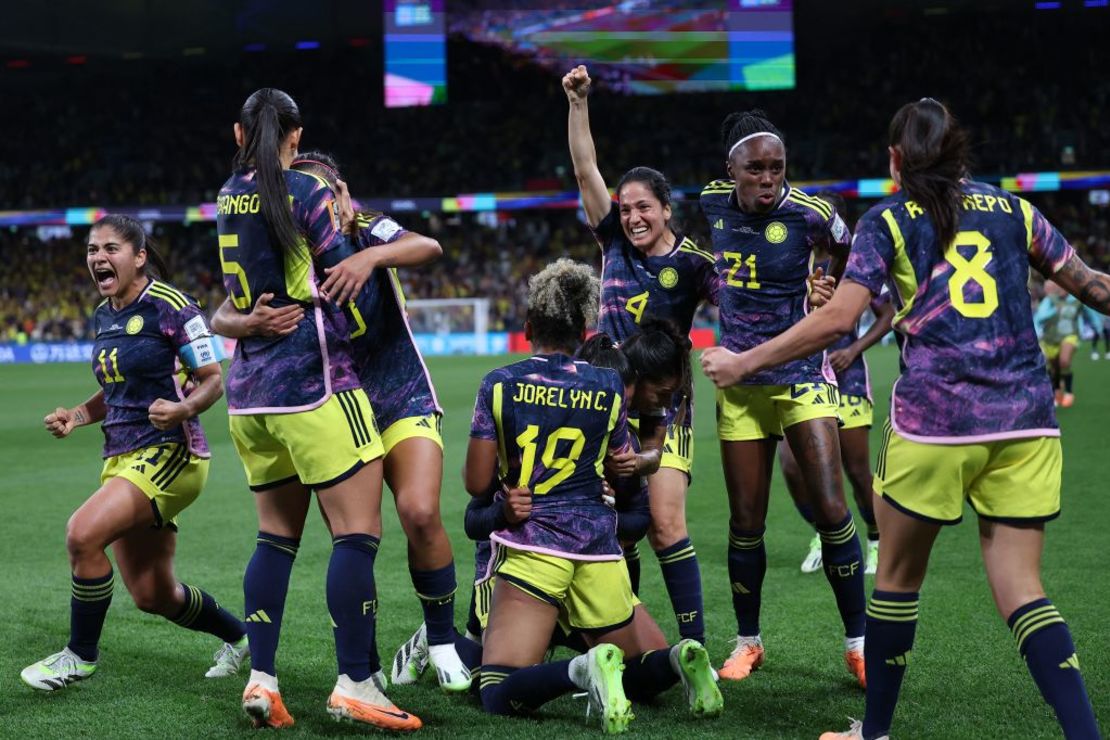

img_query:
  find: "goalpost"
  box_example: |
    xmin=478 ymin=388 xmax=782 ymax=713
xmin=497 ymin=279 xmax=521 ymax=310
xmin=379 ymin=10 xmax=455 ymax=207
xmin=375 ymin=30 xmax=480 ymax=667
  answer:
xmin=405 ymin=297 xmax=505 ymax=355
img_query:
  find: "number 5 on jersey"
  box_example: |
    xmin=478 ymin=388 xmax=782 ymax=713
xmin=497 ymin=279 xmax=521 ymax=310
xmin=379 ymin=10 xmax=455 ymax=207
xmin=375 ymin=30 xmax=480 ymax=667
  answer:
xmin=219 ymin=234 xmax=253 ymax=310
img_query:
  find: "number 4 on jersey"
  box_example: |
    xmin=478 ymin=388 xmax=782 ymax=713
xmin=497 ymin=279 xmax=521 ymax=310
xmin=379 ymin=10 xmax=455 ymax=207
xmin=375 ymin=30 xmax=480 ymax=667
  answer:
xmin=625 ymin=291 xmax=649 ymax=323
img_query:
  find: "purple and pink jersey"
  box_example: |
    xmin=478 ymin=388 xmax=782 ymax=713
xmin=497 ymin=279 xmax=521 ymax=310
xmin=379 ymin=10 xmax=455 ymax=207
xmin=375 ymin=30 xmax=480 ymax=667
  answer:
xmin=830 ymin=292 xmax=891 ymax=400
xmin=470 ymin=354 xmax=631 ymax=560
xmin=701 ymin=181 xmax=852 ymax=386
xmin=92 ymin=280 xmax=215 ymax=458
xmin=348 ymin=213 xmax=440 ymax=429
xmin=845 ymin=180 xmax=1074 ymax=442
xmin=592 ymin=201 xmax=716 ymax=429
xmin=216 ymin=169 xmax=361 ymax=413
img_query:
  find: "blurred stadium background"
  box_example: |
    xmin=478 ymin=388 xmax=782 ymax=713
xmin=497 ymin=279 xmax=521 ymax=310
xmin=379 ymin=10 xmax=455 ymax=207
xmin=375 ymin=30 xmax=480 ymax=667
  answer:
xmin=1 ymin=1 xmax=1107 ymax=737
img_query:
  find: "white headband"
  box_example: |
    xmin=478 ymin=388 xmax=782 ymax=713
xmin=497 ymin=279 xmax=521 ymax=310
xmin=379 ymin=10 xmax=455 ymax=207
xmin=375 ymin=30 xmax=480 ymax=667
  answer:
xmin=727 ymin=131 xmax=783 ymax=160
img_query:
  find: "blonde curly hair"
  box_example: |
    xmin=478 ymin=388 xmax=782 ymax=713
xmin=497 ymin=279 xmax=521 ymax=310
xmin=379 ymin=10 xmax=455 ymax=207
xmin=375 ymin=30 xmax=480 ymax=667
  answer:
xmin=526 ymin=258 xmax=600 ymax=351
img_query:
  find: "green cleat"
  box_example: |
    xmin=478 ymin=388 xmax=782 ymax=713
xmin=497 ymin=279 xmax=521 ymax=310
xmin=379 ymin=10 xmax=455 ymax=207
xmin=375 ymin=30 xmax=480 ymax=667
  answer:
xmin=21 ymin=648 xmax=97 ymax=691
xmin=578 ymin=644 xmax=634 ymax=734
xmin=671 ymin=640 xmax=724 ymax=718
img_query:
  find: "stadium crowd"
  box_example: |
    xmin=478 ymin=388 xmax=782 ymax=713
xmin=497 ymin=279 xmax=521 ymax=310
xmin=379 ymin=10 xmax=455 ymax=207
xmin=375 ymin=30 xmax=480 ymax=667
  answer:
xmin=3 ymin=192 xmax=1107 ymax=342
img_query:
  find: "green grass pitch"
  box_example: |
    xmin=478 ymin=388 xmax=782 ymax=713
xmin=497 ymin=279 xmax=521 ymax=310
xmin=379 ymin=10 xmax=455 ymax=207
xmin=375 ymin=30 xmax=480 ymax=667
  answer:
xmin=1 ymin=345 xmax=1106 ymax=738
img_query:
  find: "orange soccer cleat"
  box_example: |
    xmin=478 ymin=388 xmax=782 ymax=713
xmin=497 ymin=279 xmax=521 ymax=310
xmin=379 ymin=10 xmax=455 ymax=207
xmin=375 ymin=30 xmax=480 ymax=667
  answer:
xmin=845 ymin=648 xmax=867 ymax=689
xmin=242 ymin=681 xmax=295 ymax=729
xmin=327 ymin=674 xmax=423 ymax=731
xmin=718 ymin=636 xmax=764 ymax=681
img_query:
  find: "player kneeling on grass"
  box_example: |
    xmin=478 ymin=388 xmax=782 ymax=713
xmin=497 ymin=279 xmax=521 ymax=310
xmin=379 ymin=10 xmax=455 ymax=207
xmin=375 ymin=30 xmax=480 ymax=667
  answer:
xmin=458 ymin=259 xmax=721 ymax=733
xmin=22 ymin=215 xmax=248 ymax=692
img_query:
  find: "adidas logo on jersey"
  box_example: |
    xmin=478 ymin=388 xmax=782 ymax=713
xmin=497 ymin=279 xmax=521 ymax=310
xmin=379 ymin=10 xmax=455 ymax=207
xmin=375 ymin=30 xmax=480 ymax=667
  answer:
xmin=713 ymin=218 xmax=724 ymax=230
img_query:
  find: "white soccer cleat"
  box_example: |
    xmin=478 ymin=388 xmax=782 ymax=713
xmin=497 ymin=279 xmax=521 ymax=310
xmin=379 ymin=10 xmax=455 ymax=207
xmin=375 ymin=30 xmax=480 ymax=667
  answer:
xmin=1092 ymin=351 xmax=1100 ymax=361
xmin=865 ymin=540 xmax=879 ymax=576
xmin=370 ymin=669 xmax=387 ymax=693
xmin=569 ymin=644 xmax=633 ymax=734
xmin=801 ymin=534 xmax=823 ymax=573
xmin=327 ymin=674 xmax=422 ymax=731
xmin=428 ymin=642 xmax=472 ymax=692
xmin=390 ymin=623 xmax=429 ymax=685
xmin=21 ymin=648 xmax=97 ymax=691
xmin=206 ymin=635 xmax=250 ymax=678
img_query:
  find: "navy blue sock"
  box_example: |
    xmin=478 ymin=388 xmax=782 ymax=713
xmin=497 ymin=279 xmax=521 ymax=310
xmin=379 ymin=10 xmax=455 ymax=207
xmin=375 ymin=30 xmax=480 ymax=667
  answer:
xmin=727 ymin=526 xmax=766 ymax=637
xmin=454 ymin=630 xmax=482 ymax=673
xmin=623 ymin=649 xmax=678 ymax=703
xmin=817 ymin=514 xmax=866 ymax=638
xmin=862 ymin=590 xmax=918 ymax=739
xmin=242 ymin=532 xmax=299 ymax=676
xmin=480 ymin=661 xmax=576 ymax=715
xmin=171 ymin=583 xmax=245 ymax=643
xmin=623 ymin=543 xmax=641 ymax=596
xmin=795 ymin=501 xmax=816 ymax=526
xmin=327 ymin=533 xmax=379 ymax=682
xmin=656 ymin=538 xmax=705 ymax=643
xmin=411 ymin=562 xmax=457 ymax=646
xmin=68 ymin=570 xmax=114 ymax=662
xmin=858 ymin=501 xmax=879 ymax=541
xmin=1009 ymin=599 xmax=1099 ymax=739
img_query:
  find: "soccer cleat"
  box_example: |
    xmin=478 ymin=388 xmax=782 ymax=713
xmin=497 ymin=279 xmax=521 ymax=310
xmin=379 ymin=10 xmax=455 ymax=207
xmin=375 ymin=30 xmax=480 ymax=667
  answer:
xmin=571 ymin=644 xmax=633 ymax=734
xmin=21 ymin=648 xmax=97 ymax=691
xmin=718 ymin=636 xmax=764 ymax=681
xmin=207 ymin=636 xmax=250 ymax=678
xmin=865 ymin=540 xmax=879 ymax=576
xmin=819 ymin=718 xmax=889 ymax=740
xmin=670 ymin=640 xmax=724 ymax=718
xmin=391 ymin=623 xmax=429 ymax=686
xmin=1061 ymin=392 xmax=1075 ymax=408
xmin=370 ymin=670 xmax=388 ymax=693
xmin=326 ymin=674 xmax=423 ymax=731
xmin=1092 ymin=351 xmax=1100 ymax=361
xmin=428 ymin=642 xmax=472 ymax=693
xmin=242 ymin=680 xmax=295 ymax=729
xmin=845 ymin=648 xmax=866 ymax=689
xmin=801 ymin=534 xmax=823 ymax=573
xmin=1054 ymin=389 xmax=1064 ymax=406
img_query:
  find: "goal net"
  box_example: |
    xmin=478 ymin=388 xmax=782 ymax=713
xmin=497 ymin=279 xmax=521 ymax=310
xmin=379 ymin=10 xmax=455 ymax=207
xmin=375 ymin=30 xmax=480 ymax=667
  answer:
xmin=405 ymin=297 xmax=505 ymax=355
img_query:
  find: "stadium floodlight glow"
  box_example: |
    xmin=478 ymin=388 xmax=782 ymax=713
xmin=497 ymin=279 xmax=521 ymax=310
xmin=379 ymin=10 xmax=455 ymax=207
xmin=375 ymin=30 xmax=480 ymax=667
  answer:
xmin=243 ymin=42 xmax=266 ymax=52
xmin=1084 ymin=0 xmax=1108 ymax=7
xmin=1034 ymin=1 xmax=1061 ymax=8
xmin=295 ymin=40 xmax=321 ymax=50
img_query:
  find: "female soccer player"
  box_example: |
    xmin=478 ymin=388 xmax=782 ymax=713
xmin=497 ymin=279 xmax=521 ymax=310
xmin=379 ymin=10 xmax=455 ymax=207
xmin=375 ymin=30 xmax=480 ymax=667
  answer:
xmin=21 ymin=215 xmax=248 ymax=692
xmin=702 ymin=98 xmax=1102 ymax=740
xmin=1034 ymin=279 xmax=1101 ymax=407
xmin=564 ymin=64 xmax=717 ymax=646
xmin=699 ymin=110 xmax=866 ymax=685
xmin=467 ymin=259 xmax=721 ymax=732
xmin=216 ymin=88 xmax=419 ymax=731
xmin=214 ymin=152 xmax=469 ymax=693
xmin=785 ymin=292 xmax=894 ymax=576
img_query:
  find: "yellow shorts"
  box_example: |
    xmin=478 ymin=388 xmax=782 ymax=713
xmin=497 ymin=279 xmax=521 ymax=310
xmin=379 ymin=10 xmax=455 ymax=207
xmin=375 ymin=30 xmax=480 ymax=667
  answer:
xmin=381 ymin=413 xmax=443 ymax=457
xmin=875 ymin=423 xmax=1062 ymax=525
xmin=1041 ymin=335 xmax=1079 ymax=362
xmin=838 ymin=394 xmax=873 ymax=430
xmin=716 ymin=382 xmax=840 ymax=441
xmin=101 ymin=444 xmax=209 ymax=529
xmin=630 ymin=416 xmax=694 ymax=476
xmin=494 ymin=547 xmax=635 ymax=631
xmin=229 ymin=388 xmax=384 ymax=490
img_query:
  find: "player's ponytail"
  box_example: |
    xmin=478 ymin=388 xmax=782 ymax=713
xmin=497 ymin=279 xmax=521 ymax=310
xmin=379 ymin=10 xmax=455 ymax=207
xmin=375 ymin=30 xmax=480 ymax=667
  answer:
xmin=234 ymin=88 xmax=304 ymax=253
xmin=92 ymin=214 xmax=169 ymax=280
xmin=889 ymin=98 xmax=969 ymax=251
xmin=621 ymin=317 xmax=692 ymax=411
xmin=527 ymin=258 xmax=600 ymax=354
xmin=576 ymin=333 xmax=636 ymax=386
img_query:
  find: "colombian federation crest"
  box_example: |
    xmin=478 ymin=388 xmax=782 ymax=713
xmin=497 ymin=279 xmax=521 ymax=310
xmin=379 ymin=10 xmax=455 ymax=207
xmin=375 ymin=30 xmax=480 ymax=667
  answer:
xmin=765 ymin=221 xmax=788 ymax=244
xmin=125 ymin=315 xmax=144 ymax=335
xmin=659 ymin=266 xmax=679 ymax=289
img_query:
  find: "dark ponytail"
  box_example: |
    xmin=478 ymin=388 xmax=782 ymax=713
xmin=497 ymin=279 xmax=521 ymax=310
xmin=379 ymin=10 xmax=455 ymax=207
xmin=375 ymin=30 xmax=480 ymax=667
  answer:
xmin=620 ymin=317 xmax=692 ymax=409
xmin=889 ymin=98 xmax=969 ymax=250
xmin=234 ymin=88 xmax=304 ymax=252
xmin=92 ymin=214 xmax=169 ymax=280
xmin=576 ymin=333 xmax=636 ymax=386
